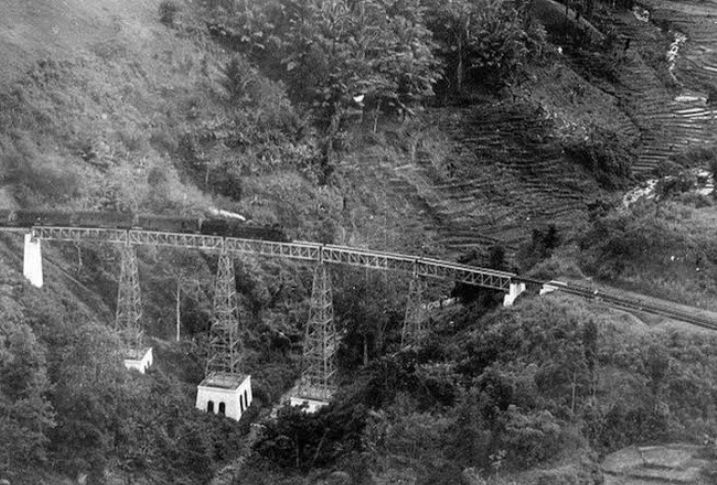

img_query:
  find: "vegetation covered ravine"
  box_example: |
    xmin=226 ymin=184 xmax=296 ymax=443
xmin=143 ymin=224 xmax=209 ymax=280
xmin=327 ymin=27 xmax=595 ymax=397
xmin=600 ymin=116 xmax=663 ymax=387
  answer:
xmin=3 ymin=0 xmax=717 ymax=484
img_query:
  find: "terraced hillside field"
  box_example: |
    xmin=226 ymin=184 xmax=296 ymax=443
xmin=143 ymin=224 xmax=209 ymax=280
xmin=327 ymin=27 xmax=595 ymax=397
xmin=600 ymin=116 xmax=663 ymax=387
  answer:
xmin=343 ymin=99 xmax=608 ymax=265
xmin=429 ymin=102 xmax=600 ymax=251
xmin=608 ymin=7 xmax=717 ymax=175
xmin=359 ymin=2 xmax=717 ymax=263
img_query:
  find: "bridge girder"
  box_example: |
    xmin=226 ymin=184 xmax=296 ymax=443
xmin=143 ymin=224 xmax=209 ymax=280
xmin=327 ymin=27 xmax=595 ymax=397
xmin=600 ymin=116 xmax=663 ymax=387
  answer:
xmin=30 ymin=227 xmax=515 ymax=291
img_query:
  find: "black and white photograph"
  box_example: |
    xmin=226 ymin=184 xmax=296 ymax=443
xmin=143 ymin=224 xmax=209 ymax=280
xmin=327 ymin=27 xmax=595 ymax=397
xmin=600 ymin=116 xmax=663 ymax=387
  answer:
xmin=1 ymin=0 xmax=717 ymax=483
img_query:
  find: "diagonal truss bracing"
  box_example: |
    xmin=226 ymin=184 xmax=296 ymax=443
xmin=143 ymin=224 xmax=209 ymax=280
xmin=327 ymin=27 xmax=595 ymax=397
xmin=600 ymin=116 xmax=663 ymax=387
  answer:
xmin=298 ymin=263 xmax=337 ymax=401
xmin=402 ymin=275 xmax=428 ymax=347
xmin=318 ymin=246 xmax=513 ymax=290
xmin=116 ymin=243 xmax=142 ymax=350
xmin=206 ymin=251 xmax=242 ymax=375
xmin=30 ymin=227 xmax=515 ymax=290
xmin=33 ymin=226 xmax=128 ymax=244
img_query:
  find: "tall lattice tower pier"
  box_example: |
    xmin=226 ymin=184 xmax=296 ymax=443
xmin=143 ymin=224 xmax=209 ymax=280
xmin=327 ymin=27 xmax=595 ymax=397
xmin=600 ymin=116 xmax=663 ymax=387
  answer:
xmin=291 ymin=261 xmax=337 ymax=412
xmin=195 ymin=250 xmax=252 ymax=421
xmin=401 ymin=272 xmax=428 ymax=348
xmin=116 ymin=243 xmax=153 ymax=373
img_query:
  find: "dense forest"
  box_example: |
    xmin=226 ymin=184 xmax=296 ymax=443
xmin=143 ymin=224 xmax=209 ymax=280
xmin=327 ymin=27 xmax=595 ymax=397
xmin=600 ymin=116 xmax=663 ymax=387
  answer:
xmin=2 ymin=0 xmax=717 ymax=483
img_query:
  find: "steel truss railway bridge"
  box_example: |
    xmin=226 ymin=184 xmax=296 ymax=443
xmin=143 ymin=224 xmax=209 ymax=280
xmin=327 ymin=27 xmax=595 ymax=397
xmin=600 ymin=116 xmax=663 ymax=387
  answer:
xmin=16 ymin=225 xmax=522 ymax=417
xmin=14 ymin=224 xmax=716 ymax=417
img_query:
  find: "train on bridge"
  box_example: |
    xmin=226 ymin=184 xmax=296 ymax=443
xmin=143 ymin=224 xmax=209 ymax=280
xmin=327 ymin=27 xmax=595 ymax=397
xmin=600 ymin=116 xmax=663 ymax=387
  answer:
xmin=0 ymin=209 xmax=291 ymax=242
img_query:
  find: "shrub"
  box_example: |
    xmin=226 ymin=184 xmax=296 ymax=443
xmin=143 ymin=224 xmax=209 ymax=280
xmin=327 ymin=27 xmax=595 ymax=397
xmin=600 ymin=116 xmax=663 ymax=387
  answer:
xmin=571 ymin=48 xmax=624 ymax=83
xmin=586 ymin=404 xmax=669 ymax=451
xmin=253 ymin=400 xmax=367 ymax=471
xmin=669 ymin=145 xmax=717 ymax=169
xmin=654 ymin=172 xmax=695 ymax=199
xmin=563 ymin=127 xmax=634 ymax=189
xmin=1 ymin=141 xmax=80 ymax=204
xmin=653 ymin=158 xmax=684 ymax=178
xmin=159 ymin=0 xmax=180 ymax=27
xmin=500 ymin=406 xmax=564 ymax=468
xmin=0 ymin=315 xmax=55 ymax=476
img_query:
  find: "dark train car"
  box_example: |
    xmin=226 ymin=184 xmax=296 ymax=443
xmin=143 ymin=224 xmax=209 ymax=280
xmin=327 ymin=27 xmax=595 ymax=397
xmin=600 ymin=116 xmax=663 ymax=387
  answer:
xmin=200 ymin=217 xmax=290 ymax=242
xmin=267 ymin=224 xmax=291 ymax=242
xmin=232 ymin=224 xmax=271 ymax=240
xmin=72 ymin=211 xmax=136 ymax=229
xmin=14 ymin=210 xmax=74 ymax=227
xmin=200 ymin=218 xmax=228 ymax=236
xmin=137 ymin=215 xmax=201 ymax=233
xmin=227 ymin=221 xmax=290 ymax=242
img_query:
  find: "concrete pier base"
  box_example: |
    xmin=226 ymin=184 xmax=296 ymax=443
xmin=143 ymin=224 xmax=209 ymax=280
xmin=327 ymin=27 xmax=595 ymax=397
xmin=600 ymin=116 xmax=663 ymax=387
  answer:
xmin=290 ymin=396 xmax=330 ymax=413
xmin=196 ymin=373 xmax=252 ymax=421
xmin=123 ymin=347 xmax=153 ymax=374
xmin=23 ymin=233 xmax=43 ymax=288
xmin=503 ymin=282 xmax=526 ymax=307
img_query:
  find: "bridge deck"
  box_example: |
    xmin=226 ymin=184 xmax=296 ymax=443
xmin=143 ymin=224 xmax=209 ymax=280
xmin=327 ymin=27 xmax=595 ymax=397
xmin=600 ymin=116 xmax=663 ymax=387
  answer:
xmin=26 ymin=226 xmax=515 ymax=291
xmin=15 ymin=226 xmax=717 ymax=328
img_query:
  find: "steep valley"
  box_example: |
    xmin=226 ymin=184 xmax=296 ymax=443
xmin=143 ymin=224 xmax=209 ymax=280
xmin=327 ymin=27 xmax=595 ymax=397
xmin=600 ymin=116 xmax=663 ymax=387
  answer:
xmin=3 ymin=0 xmax=717 ymax=483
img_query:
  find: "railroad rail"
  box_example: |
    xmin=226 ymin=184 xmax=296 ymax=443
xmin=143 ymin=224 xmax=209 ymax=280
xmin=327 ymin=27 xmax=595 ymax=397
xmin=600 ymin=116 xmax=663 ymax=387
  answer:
xmin=520 ymin=277 xmax=717 ymax=331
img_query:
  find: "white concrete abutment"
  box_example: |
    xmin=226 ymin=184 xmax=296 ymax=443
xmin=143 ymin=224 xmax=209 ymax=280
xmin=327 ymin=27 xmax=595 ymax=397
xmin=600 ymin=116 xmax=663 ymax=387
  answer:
xmin=503 ymin=281 xmax=525 ymax=306
xmin=23 ymin=233 xmax=43 ymax=288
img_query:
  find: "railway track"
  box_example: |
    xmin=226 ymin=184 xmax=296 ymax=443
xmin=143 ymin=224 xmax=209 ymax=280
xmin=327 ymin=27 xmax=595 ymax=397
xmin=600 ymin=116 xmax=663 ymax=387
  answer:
xmin=519 ymin=277 xmax=717 ymax=330
xmin=9 ymin=218 xmax=717 ymax=330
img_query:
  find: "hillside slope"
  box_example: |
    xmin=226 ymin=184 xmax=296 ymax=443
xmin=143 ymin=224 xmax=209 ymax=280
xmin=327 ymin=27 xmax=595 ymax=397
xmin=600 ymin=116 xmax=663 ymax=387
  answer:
xmin=4 ymin=0 xmax=717 ymax=483
xmin=0 ymin=0 xmax=155 ymax=87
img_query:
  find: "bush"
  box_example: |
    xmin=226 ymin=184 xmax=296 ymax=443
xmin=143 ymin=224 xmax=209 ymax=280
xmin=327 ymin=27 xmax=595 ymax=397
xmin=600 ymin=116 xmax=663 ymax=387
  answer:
xmin=466 ymin=2 xmax=530 ymax=86
xmin=654 ymin=173 xmax=695 ymax=199
xmin=253 ymin=399 xmax=367 ymax=471
xmin=563 ymin=127 xmax=634 ymax=189
xmin=586 ymin=404 xmax=669 ymax=451
xmin=159 ymin=0 xmax=180 ymax=26
xmin=501 ymin=407 xmax=563 ymax=467
xmin=519 ymin=224 xmax=561 ymax=270
xmin=669 ymin=145 xmax=717 ymax=171
xmin=0 ymin=314 xmax=55 ymax=477
xmin=1 ymin=141 xmax=80 ymax=204
xmin=572 ymin=48 xmax=624 ymax=83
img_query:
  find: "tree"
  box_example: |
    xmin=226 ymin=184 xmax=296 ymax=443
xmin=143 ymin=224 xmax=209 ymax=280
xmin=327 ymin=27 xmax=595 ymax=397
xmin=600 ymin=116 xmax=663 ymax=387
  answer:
xmin=276 ymin=0 xmax=440 ymax=115
xmin=210 ymin=0 xmax=441 ymax=179
xmin=254 ymin=400 xmax=367 ymax=471
xmin=46 ymin=322 xmax=126 ymax=480
xmin=644 ymin=344 xmax=669 ymax=399
xmin=424 ymin=0 xmax=536 ymax=92
xmin=582 ymin=319 xmax=598 ymax=399
xmin=333 ymin=269 xmax=403 ymax=370
xmin=0 ymin=317 xmax=55 ymax=474
xmin=488 ymin=245 xmax=508 ymax=271
xmin=424 ymin=0 xmax=477 ymax=93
